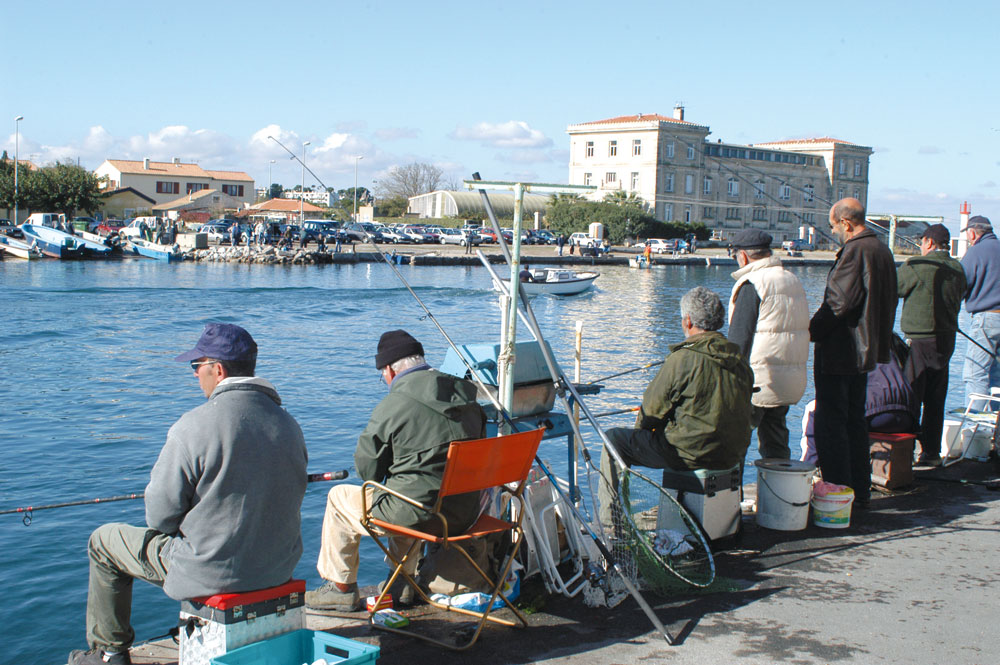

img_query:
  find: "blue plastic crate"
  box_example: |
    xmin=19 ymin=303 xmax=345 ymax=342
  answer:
xmin=211 ymin=629 xmax=379 ymax=665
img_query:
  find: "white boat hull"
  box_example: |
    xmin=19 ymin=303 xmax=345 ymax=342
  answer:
xmin=500 ymin=269 xmax=599 ymax=296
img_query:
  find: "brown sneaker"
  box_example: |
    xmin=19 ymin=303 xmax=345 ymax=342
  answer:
xmin=306 ymin=581 xmax=360 ymax=611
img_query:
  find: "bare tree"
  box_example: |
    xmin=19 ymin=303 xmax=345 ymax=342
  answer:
xmin=376 ymin=162 xmax=445 ymax=199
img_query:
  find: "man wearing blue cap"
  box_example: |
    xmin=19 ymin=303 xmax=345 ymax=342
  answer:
xmin=960 ymin=215 xmax=1000 ymax=406
xmin=69 ymin=324 xmax=308 ymax=665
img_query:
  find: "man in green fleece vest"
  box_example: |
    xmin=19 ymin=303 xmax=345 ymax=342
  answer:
xmin=307 ymin=330 xmax=486 ymax=611
xmin=897 ymin=224 xmax=966 ymax=465
xmin=598 ymin=287 xmax=753 ymax=528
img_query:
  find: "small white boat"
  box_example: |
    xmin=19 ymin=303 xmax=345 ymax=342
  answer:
xmin=0 ymin=235 xmax=42 ymax=260
xmin=629 ymin=256 xmax=652 ymax=269
xmin=127 ymin=238 xmax=184 ymax=262
xmin=500 ymin=268 xmax=599 ymax=296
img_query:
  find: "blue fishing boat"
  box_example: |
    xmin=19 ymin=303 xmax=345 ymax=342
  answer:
xmin=128 ymin=238 xmax=184 ymax=262
xmin=19 ymin=223 xmax=87 ymax=259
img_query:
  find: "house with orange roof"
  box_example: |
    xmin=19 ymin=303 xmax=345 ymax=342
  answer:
xmin=567 ymin=106 xmax=872 ymax=242
xmin=93 ymin=158 xmax=255 ymax=207
xmin=241 ymin=197 xmax=324 ymax=222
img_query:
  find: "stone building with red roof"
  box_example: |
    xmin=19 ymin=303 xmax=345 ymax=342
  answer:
xmin=566 ymin=106 xmax=872 ymax=242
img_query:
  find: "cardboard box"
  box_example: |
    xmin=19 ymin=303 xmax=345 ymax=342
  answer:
xmin=870 ymin=433 xmax=915 ymax=489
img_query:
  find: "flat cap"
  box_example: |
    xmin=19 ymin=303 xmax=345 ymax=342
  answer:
xmin=961 ymin=215 xmax=992 ymax=233
xmin=921 ymin=223 xmax=950 ymax=246
xmin=730 ymin=229 xmax=773 ymax=250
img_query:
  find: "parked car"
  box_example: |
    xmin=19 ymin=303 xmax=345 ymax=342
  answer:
xmin=376 ymin=226 xmax=410 ymax=244
xmin=197 ymin=222 xmax=230 ymax=243
xmin=401 ymin=225 xmax=434 ymax=243
xmin=344 ymin=222 xmax=385 ymax=243
xmin=534 ymin=229 xmax=557 ymax=245
xmin=645 ymin=238 xmax=688 ymax=254
xmin=121 ymin=216 xmax=165 ymax=239
xmin=301 ymin=220 xmax=347 ymax=244
xmin=0 ymin=219 xmax=23 ymax=238
xmin=782 ymin=239 xmax=813 ymax=251
xmin=438 ymin=227 xmax=482 ymax=246
xmin=476 ymin=228 xmax=497 ymax=243
xmin=569 ymin=232 xmax=598 ymax=247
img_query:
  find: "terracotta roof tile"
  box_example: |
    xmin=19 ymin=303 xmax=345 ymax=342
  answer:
xmin=205 ymin=169 xmax=254 ymax=182
xmin=753 ymin=137 xmax=861 ymax=147
xmin=247 ymin=198 xmax=323 ymax=212
xmin=570 ymin=113 xmax=708 ymax=128
xmin=105 ymin=160 xmax=253 ymax=181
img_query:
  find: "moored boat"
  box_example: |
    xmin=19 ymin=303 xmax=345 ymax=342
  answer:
xmin=500 ymin=268 xmax=599 ymax=296
xmin=0 ymin=235 xmax=42 ymax=260
xmin=127 ymin=238 xmax=184 ymax=262
xmin=629 ymin=256 xmax=652 ymax=269
xmin=80 ymin=229 xmax=123 ymax=254
xmin=19 ymin=223 xmax=87 ymax=259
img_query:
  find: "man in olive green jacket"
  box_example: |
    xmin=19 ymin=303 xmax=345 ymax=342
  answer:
xmin=897 ymin=224 xmax=966 ymax=465
xmin=307 ymin=330 xmax=486 ymax=611
xmin=599 ymin=287 xmax=753 ymax=527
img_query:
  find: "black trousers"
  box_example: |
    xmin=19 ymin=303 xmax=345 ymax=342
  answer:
xmin=751 ymin=405 xmax=791 ymax=459
xmin=813 ymin=369 xmax=870 ymax=502
xmin=904 ymin=334 xmax=956 ymax=461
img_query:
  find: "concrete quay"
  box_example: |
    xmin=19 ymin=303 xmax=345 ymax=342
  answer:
xmin=128 ymin=457 xmax=1000 ymax=665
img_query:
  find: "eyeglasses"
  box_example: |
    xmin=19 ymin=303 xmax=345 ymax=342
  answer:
xmin=190 ymin=360 xmax=219 ymax=372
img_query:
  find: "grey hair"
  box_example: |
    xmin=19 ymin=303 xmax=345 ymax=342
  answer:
xmin=389 ymin=354 xmax=425 ymax=372
xmin=680 ymin=286 xmax=725 ymax=331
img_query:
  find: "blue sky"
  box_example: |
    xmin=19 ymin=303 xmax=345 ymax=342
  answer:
xmin=3 ymin=0 xmax=997 ymax=228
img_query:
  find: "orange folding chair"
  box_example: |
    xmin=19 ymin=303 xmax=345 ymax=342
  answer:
xmin=360 ymin=427 xmax=545 ymax=650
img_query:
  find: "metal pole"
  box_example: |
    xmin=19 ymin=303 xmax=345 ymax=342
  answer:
xmin=354 ymin=156 xmax=363 ymax=221
xmin=14 ymin=115 xmax=23 ymax=224
xmin=499 ymin=183 xmax=524 ymax=426
xmin=300 ymin=141 xmax=310 ymax=223
xmin=268 ymin=159 xmax=275 ymax=199
xmin=889 ymin=214 xmax=897 ymax=254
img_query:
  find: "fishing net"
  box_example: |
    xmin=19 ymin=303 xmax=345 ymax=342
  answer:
xmin=615 ymin=466 xmax=715 ymax=592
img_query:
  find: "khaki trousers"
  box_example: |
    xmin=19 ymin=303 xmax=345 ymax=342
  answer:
xmin=87 ymin=523 xmax=171 ymax=651
xmin=317 ymin=484 xmax=419 ymax=585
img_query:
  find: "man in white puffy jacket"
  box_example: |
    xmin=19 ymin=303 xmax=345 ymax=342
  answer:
xmin=727 ymin=229 xmax=810 ymax=459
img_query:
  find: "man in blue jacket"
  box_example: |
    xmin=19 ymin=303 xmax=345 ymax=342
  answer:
xmin=960 ymin=215 xmax=1000 ymax=406
xmin=69 ymin=324 xmax=308 ymax=665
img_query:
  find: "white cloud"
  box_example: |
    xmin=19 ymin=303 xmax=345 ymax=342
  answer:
xmin=450 ymin=121 xmax=552 ymax=149
xmin=917 ymin=145 xmax=943 ymax=155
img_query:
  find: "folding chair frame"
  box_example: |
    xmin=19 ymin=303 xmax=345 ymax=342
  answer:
xmin=360 ymin=428 xmax=544 ymax=650
xmin=943 ymin=393 xmax=999 ymax=467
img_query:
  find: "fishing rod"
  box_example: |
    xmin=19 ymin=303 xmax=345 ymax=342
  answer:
xmin=957 ymin=328 xmax=1000 ymax=362
xmin=593 ymin=406 xmax=640 ymax=419
xmin=588 ymin=361 xmax=664 ymax=386
xmin=2 ymin=470 xmax=349 ymax=526
xmin=364 ymin=236 xmax=677 ymax=644
xmin=913 ymin=474 xmax=1000 ymax=491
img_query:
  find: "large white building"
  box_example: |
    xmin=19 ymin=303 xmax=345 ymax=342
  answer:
xmin=567 ymin=107 xmax=873 ymax=241
xmin=94 ymin=159 xmax=254 ymax=207
xmin=282 ymin=189 xmax=336 ymax=207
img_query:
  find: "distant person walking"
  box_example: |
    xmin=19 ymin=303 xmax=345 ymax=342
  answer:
xmin=959 ymin=215 xmax=1000 ymax=406
xmin=897 ymin=224 xmax=966 ymax=464
xmin=809 ymin=198 xmax=897 ymax=507
xmin=230 ymin=222 xmax=240 ymax=247
xmin=557 ymin=233 xmax=566 ymax=256
xmin=727 ymin=229 xmax=810 ymax=459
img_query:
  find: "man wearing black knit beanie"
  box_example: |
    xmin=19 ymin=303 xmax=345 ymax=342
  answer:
xmin=307 ymin=329 xmax=486 ymax=611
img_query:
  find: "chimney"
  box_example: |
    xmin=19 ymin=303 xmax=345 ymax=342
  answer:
xmin=143 ymin=158 xmax=150 ymax=170
xmin=173 ymin=157 xmax=180 ymax=166
xmin=673 ymin=104 xmax=685 ymax=121
xmin=637 ymin=112 xmax=643 ymax=120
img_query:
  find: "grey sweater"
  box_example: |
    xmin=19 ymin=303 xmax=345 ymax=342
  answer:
xmin=145 ymin=377 xmax=308 ymax=600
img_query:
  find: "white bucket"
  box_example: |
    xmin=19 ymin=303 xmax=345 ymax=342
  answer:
xmin=812 ymin=490 xmax=854 ymax=529
xmin=940 ymin=419 xmax=963 ymax=459
xmin=962 ymin=427 xmax=994 ymax=460
xmin=754 ymin=459 xmax=815 ymax=531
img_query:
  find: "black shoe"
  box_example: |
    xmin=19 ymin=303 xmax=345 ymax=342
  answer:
xmin=305 ymin=581 xmax=360 ymax=611
xmin=916 ymin=457 xmax=942 ymax=468
xmin=68 ymin=648 xmax=131 ymax=665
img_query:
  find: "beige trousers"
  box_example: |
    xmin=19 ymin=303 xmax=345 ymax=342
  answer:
xmin=317 ymin=484 xmax=419 ymax=584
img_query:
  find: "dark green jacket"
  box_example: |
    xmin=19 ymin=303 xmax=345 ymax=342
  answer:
xmin=636 ymin=332 xmax=753 ymax=470
xmin=355 ymin=367 xmax=486 ymax=534
xmin=897 ymin=250 xmax=966 ymax=338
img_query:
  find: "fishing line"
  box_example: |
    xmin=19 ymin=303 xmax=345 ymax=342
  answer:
xmin=588 ymin=361 xmax=664 ymax=385
xmin=2 ymin=470 xmax=349 ymax=526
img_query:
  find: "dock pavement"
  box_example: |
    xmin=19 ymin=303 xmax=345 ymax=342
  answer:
xmin=128 ymin=457 xmax=1000 ymax=665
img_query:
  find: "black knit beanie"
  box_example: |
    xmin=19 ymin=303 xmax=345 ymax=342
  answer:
xmin=375 ymin=330 xmax=424 ymax=369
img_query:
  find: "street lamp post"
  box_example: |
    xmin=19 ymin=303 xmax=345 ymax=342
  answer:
xmin=354 ymin=155 xmax=364 ymax=221
xmin=14 ymin=115 xmax=23 ymax=225
xmin=300 ymin=142 xmax=310 ymax=223
xmin=268 ymin=159 xmax=275 ymax=200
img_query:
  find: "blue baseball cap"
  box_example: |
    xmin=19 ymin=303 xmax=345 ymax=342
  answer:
xmin=175 ymin=323 xmax=258 ymax=363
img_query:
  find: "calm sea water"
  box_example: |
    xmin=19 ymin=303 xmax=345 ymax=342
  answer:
xmin=0 ymin=256 xmax=971 ymax=664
